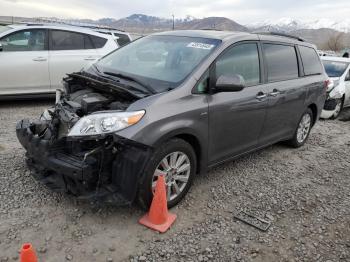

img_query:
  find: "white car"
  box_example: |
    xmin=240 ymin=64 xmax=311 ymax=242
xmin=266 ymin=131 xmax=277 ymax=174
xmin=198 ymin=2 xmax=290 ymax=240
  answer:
xmin=321 ymin=56 xmax=350 ymax=119
xmin=0 ymin=24 xmax=118 ymax=98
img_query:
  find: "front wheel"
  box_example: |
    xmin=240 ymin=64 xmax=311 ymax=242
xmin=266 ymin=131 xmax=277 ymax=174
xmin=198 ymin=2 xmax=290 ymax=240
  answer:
xmin=137 ymin=138 xmax=196 ymax=210
xmin=287 ymin=108 xmax=314 ymax=148
xmin=330 ymin=98 xmax=344 ymax=120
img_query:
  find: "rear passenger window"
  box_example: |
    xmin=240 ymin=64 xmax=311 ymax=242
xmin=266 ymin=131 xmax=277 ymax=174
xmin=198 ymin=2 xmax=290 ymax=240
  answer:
xmin=216 ymin=43 xmax=260 ymax=86
xmin=84 ymin=35 xmax=94 ymax=49
xmin=51 ymin=30 xmax=85 ymax=50
xmin=263 ymin=44 xmax=299 ymax=82
xmin=90 ymin=35 xmax=107 ymax=49
xmin=299 ymin=46 xmax=323 ymax=76
xmin=51 ymin=30 xmax=107 ymax=50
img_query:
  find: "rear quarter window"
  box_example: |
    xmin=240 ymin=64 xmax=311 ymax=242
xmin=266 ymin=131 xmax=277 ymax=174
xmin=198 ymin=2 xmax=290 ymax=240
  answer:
xmin=114 ymin=33 xmax=131 ymax=47
xmin=263 ymin=43 xmax=299 ymax=82
xmin=90 ymin=35 xmax=107 ymax=49
xmin=299 ymin=46 xmax=323 ymax=76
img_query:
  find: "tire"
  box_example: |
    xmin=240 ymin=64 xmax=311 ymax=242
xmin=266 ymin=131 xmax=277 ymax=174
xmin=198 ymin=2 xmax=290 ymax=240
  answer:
xmin=137 ymin=138 xmax=197 ymax=210
xmin=330 ymin=97 xmax=344 ymax=120
xmin=287 ymin=108 xmax=314 ymax=148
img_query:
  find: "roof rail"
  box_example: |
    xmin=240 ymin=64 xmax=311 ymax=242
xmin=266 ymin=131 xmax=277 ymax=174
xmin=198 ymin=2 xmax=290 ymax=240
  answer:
xmin=78 ymin=25 xmax=126 ymax=32
xmin=21 ymin=19 xmax=126 ymax=32
xmin=200 ymin=28 xmax=223 ymax=31
xmin=255 ymin=31 xmax=305 ymax=42
xmin=25 ymin=23 xmax=44 ymax=26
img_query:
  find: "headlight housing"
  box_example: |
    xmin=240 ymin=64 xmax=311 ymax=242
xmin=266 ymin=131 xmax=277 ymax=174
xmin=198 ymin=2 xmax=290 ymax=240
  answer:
xmin=67 ymin=110 xmax=145 ymax=137
xmin=327 ymin=78 xmax=340 ymax=92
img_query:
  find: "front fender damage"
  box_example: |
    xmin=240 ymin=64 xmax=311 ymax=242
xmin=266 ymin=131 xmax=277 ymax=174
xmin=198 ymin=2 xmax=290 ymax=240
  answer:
xmin=16 ymin=119 xmax=152 ymax=205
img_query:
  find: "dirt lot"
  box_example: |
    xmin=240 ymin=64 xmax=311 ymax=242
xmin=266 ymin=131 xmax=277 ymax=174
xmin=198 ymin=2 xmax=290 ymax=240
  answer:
xmin=0 ymin=100 xmax=349 ymax=262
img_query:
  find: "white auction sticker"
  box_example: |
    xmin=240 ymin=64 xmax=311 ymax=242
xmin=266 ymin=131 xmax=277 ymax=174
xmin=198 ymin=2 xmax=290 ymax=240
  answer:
xmin=187 ymin=42 xmax=215 ymax=50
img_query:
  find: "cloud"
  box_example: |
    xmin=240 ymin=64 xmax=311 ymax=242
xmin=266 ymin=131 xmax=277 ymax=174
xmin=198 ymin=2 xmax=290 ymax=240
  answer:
xmin=0 ymin=0 xmax=349 ymax=23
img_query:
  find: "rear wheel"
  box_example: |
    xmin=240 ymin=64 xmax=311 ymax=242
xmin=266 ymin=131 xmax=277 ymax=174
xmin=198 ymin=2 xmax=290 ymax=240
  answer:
xmin=138 ymin=138 xmax=196 ymax=210
xmin=287 ymin=108 xmax=313 ymax=148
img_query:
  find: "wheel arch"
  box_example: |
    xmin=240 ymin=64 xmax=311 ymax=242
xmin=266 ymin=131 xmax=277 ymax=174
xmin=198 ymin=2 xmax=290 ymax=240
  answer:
xmin=153 ymin=129 xmax=207 ymax=175
xmin=308 ymin=103 xmax=318 ymax=126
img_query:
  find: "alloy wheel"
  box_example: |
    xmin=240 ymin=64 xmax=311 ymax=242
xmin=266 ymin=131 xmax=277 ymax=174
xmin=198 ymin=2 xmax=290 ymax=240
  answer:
xmin=152 ymin=151 xmax=191 ymax=202
xmin=297 ymin=114 xmax=311 ymax=143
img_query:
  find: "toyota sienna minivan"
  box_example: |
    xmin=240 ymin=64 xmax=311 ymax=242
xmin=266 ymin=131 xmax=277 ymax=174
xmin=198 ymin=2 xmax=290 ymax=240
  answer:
xmin=16 ymin=30 xmax=327 ymax=209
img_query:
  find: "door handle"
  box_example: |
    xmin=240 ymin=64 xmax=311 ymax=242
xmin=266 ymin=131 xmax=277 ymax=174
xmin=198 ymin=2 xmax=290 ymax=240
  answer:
xmin=256 ymin=92 xmax=267 ymax=101
xmin=33 ymin=57 xmax=47 ymax=62
xmin=269 ymin=89 xmax=280 ymax=97
xmin=84 ymin=57 xmax=96 ymax=61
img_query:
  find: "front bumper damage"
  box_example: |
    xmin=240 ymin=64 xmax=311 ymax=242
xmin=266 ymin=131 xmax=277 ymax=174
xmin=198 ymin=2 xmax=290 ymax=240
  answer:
xmin=16 ymin=119 xmax=152 ymax=205
xmin=321 ymin=81 xmax=345 ymax=119
xmin=321 ymin=93 xmax=343 ymax=119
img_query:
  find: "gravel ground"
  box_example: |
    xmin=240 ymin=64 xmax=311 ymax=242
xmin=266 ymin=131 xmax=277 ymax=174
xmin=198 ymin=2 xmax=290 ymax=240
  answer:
xmin=0 ymin=100 xmax=349 ymax=262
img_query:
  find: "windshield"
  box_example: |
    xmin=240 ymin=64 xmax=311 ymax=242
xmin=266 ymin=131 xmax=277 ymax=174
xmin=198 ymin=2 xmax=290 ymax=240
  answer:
xmin=322 ymin=60 xmax=349 ymax=77
xmin=97 ymin=35 xmax=221 ymax=92
xmin=0 ymin=26 xmax=11 ymax=34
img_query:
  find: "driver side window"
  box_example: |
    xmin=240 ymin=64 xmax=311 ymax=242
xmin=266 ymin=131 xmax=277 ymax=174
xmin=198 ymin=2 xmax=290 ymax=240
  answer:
xmin=215 ymin=43 xmax=260 ymax=86
xmin=0 ymin=29 xmax=46 ymax=52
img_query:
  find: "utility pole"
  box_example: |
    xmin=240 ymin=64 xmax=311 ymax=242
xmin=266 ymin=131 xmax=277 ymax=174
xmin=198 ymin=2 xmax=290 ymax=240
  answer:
xmin=172 ymin=14 xmax=175 ymax=30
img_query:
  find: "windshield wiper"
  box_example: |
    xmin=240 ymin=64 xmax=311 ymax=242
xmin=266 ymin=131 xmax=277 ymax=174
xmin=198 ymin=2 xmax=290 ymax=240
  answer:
xmin=103 ymin=71 xmax=156 ymax=94
xmin=92 ymin=63 xmax=101 ymax=73
xmin=90 ymin=66 xmax=150 ymax=95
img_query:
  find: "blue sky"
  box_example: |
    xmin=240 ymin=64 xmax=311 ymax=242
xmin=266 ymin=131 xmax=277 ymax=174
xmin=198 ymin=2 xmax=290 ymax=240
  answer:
xmin=1 ymin=0 xmax=349 ymax=24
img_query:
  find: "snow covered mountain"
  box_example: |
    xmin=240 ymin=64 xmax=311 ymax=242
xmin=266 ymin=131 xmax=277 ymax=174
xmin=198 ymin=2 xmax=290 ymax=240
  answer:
xmin=247 ymin=18 xmax=350 ymax=33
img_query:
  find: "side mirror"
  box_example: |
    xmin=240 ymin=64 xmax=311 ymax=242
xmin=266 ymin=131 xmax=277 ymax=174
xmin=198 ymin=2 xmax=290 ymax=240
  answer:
xmin=215 ymin=74 xmax=246 ymax=92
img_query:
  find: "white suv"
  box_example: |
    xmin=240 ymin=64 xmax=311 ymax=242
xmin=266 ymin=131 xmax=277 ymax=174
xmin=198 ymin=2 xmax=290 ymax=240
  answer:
xmin=0 ymin=24 xmax=118 ymax=98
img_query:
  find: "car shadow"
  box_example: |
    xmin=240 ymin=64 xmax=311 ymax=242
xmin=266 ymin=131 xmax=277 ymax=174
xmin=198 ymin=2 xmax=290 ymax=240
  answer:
xmin=339 ymin=107 xmax=350 ymax=121
xmin=0 ymin=98 xmax=55 ymax=109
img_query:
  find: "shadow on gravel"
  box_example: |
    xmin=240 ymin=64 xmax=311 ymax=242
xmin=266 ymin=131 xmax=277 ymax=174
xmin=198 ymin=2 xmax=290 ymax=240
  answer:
xmin=339 ymin=108 xmax=350 ymax=122
xmin=0 ymin=98 xmax=55 ymax=109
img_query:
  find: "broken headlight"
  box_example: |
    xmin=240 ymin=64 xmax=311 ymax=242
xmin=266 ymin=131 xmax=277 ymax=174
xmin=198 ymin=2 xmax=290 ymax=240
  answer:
xmin=327 ymin=78 xmax=339 ymax=92
xmin=67 ymin=110 xmax=145 ymax=137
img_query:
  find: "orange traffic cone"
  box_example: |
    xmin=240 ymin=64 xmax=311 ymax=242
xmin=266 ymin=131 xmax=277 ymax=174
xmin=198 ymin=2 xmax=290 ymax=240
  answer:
xmin=139 ymin=175 xmax=177 ymax=233
xmin=20 ymin=243 xmax=38 ymax=262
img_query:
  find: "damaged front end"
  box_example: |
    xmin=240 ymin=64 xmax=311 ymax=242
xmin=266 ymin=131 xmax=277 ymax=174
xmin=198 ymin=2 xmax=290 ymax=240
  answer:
xmin=321 ymin=78 xmax=345 ymax=119
xmin=16 ymin=72 xmax=152 ymax=205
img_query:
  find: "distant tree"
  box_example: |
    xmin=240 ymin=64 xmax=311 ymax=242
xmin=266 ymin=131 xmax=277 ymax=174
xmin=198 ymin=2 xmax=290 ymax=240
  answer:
xmin=326 ymin=32 xmax=346 ymax=52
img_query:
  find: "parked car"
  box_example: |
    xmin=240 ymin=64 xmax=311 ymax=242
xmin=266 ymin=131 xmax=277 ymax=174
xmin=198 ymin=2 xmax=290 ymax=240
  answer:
xmin=16 ymin=30 xmax=327 ymax=209
xmin=0 ymin=24 xmax=118 ymax=98
xmin=320 ymin=56 xmax=350 ymax=119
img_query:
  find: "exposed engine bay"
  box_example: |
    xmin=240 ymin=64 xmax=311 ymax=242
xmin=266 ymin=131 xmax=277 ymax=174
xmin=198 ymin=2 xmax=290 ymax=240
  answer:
xmin=16 ymin=72 xmax=152 ymax=205
xmin=42 ymin=72 xmax=145 ymax=139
